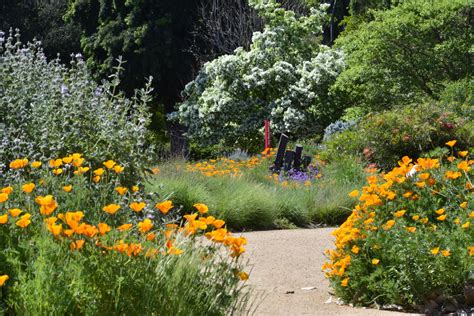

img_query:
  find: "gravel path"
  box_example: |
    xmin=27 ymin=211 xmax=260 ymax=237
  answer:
xmin=241 ymin=228 xmax=421 ymax=316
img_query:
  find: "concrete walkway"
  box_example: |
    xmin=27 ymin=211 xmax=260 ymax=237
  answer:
xmin=242 ymin=228 xmax=421 ymax=316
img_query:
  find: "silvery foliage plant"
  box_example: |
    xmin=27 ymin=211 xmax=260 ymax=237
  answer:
xmin=173 ymin=0 xmax=345 ymax=146
xmin=322 ymin=120 xmax=356 ymax=141
xmin=0 ymin=29 xmax=155 ymax=182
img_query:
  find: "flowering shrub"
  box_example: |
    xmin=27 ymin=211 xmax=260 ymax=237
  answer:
xmin=0 ymin=154 xmax=250 ymax=314
xmin=172 ymin=0 xmax=345 ymax=147
xmin=323 ymin=142 xmax=473 ymax=309
xmin=0 ymin=30 xmax=155 ymax=184
xmin=321 ymin=102 xmax=473 ymax=169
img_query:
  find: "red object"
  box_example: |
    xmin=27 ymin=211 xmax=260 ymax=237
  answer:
xmin=264 ymin=120 xmax=271 ymax=149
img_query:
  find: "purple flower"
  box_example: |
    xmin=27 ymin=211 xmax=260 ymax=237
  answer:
xmin=60 ymin=84 xmax=69 ymax=95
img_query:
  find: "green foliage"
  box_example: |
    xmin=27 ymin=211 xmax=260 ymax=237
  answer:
xmin=0 ymin=0 xmax=81 ymax=62
xmin=321 ymin=102 xmax=474 ymax=169
xmin=325 ymin=151 xmax=473 ymax=308
xmin=66 ymin=0 xmax=200 ymax=114
xmin=173 ymin=0 xmax=345 ymax=149
xmin=0 ymin=33 xmax=156 ymax=183
xmin=333 ymin=0 xmax=473 ymax=112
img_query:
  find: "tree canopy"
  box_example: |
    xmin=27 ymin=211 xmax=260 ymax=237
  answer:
xmin=332 ymin=0 xmax=473 ymax=111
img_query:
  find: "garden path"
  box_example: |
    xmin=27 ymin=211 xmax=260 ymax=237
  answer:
xmin=242 ymin=228 xmax=422 ymax=316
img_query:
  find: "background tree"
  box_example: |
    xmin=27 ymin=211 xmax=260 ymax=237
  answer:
xmin=174 ymin=0 xmax=345 ymax=150
xmin=0 ymin=0 xmax=81 ymax=62
xmin=332 ymin=0 xmax=473 ymax=112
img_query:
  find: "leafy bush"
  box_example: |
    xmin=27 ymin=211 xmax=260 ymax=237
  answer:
xmin=333 ymin=0 xmax=472 ymax=111
xmin=321 ymin=102 xmax=473 ymax=169
xmin=0 ymin=154 xmax=250 ymax=314
xmin=324 ymin=145 xmax=473 ymax=309
xmin=0 ymin=30 xmax=155 ymax=183
xmin=173 ymin=0 xmax=345 ymax=148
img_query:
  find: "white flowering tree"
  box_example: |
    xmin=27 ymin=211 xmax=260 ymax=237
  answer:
xmin=173 ymin=0 xmax=345 ymax=148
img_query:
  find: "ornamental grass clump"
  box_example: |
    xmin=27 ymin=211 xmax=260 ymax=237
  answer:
xmin=0 ymin=29 xmax=155 ymax=184
xmin=0 ymin=154 xmax=250 ymax=314
xmin=324 ymin=141 xmax=473 ymax=310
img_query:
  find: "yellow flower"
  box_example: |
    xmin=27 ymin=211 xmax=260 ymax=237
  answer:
xmin=103 ymin=160 xmax=116 ymax=169
xmin=8 ymin=208 xmax=22 ymax=217
xmin=98 ymin=222 xmax=111 ymax=235
xmin=49 ymin=158 xmax=63 ymax=168
xmin=113 ymin=165 xmax=124 ymax=173
xmin=348 ymin=190 xmax=359 ymax=198
xmin=351 ymin=245 xmax=360 ymax=254
xmin=460 ymin=201 xmax=467 ymax=209
xmin=138 ymin=219 xmax=153 ymax=233
xmin=193 ymin=203 xmax=209 ymax=214
xmin=406 ymin=227 xmax=417 ymax=233
xmin=22 ymin=183 xmax=35 ymax=193
xmin=146 ymin=233 xmax=156 ymax=241
xmin=117 ymin=223 xmax=133 ymax=232
xmin=115 ymin=187 xmax=128 ymax=195
xmin=0 ymin=275 xmax=9 ymax=287
xmin=52 ymin=168 xmax=63 ymax=175
xmin=470 ymin=211 xmax=474 ymax=218
xmin=441 ymin=249 xmax=451 ymax=257
xmin=454 ymin=218 xmax=461 ymax=225
xmin=155 ymin=200 xmax=173 ymax=214
xmin=434 ymin=208 xmax=445 ymax=215
xmin=383 ymin=219 xmax=396 ymax=230
xmin=0 ymin=214 xmax=8 ymax=224
xmin=470 ymin=246 xmax=474 ymax=256
xmin=62 ymin=156 xmax=73 ymax=164
xmin=431 ymin=247 xmax=440 ymax=255
xmin=93 ymin=168 xmax=105 ymax=176
xmin=394 ymin=210 xmax=406 ymax=218
xmin=72 ymin=157 xmax=84 ymax=167
xmin=131 ymin=185 xmax=139 ymax=192
xmin=415 ymin=181 xmax=425 ymax=188
xmin=412 ymin=215 xmax=420 ymax=221
xmin=341 ymin=277 xmax=349 ymax=287
xmin=436 ymin=214 xmax=447 ymax=221
xmin=74 ymin=166 xmax=90 ymax=175
xmin=458 ymin=161 xmax=471 ymax=172
xmin=9 ymin=158 xmax=29 ymax=169
xmin=238 ymin=271 xmax=249 ymax=281
xmin=50 ymin=223 xmax=62 ymax=236
xmin=0 ymin=193 xmax=9 ymax=203
xmin=445 ymin=140 xmax=456 ymax=147
xmin=445 ymin=170 xmax=462 ymax=180
xmin=212 ymin=219 xmax=225 ymax=229
xmin=130 ymin=201 xmax=146 ymax=212
xmin=35 ymin=195 xmax=58 ymax=215
xmin=63 ymin=185 xmax=73 ymax=193
xmin=103 ymin=204 xmax=120 ymax=215
xmin=371 ymin=258 xmax=380 ymax=265
xmin=151 ymin=167 xmax=160 ymax=175
xmin=31 ymin=161 xmax=42 ymax=168
xmin=70 ymin=239 xmax=85 ymax=250
xmin=93 ymin=176 xmax=101 ymax=183
xmin=1 ymin=186 xmax=13 ymax=194
xmin=462 ymin=221 xmax=470 ymax=229
xmin=420 ymin=217 xmax=429 ymax=224
xmin=16 ymin=213 xmax=31 ymax=228
xmin=458 ymin=151 xmax=468 ymax=158
xmin=419 ymin=173 xmax=430 ymax=180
